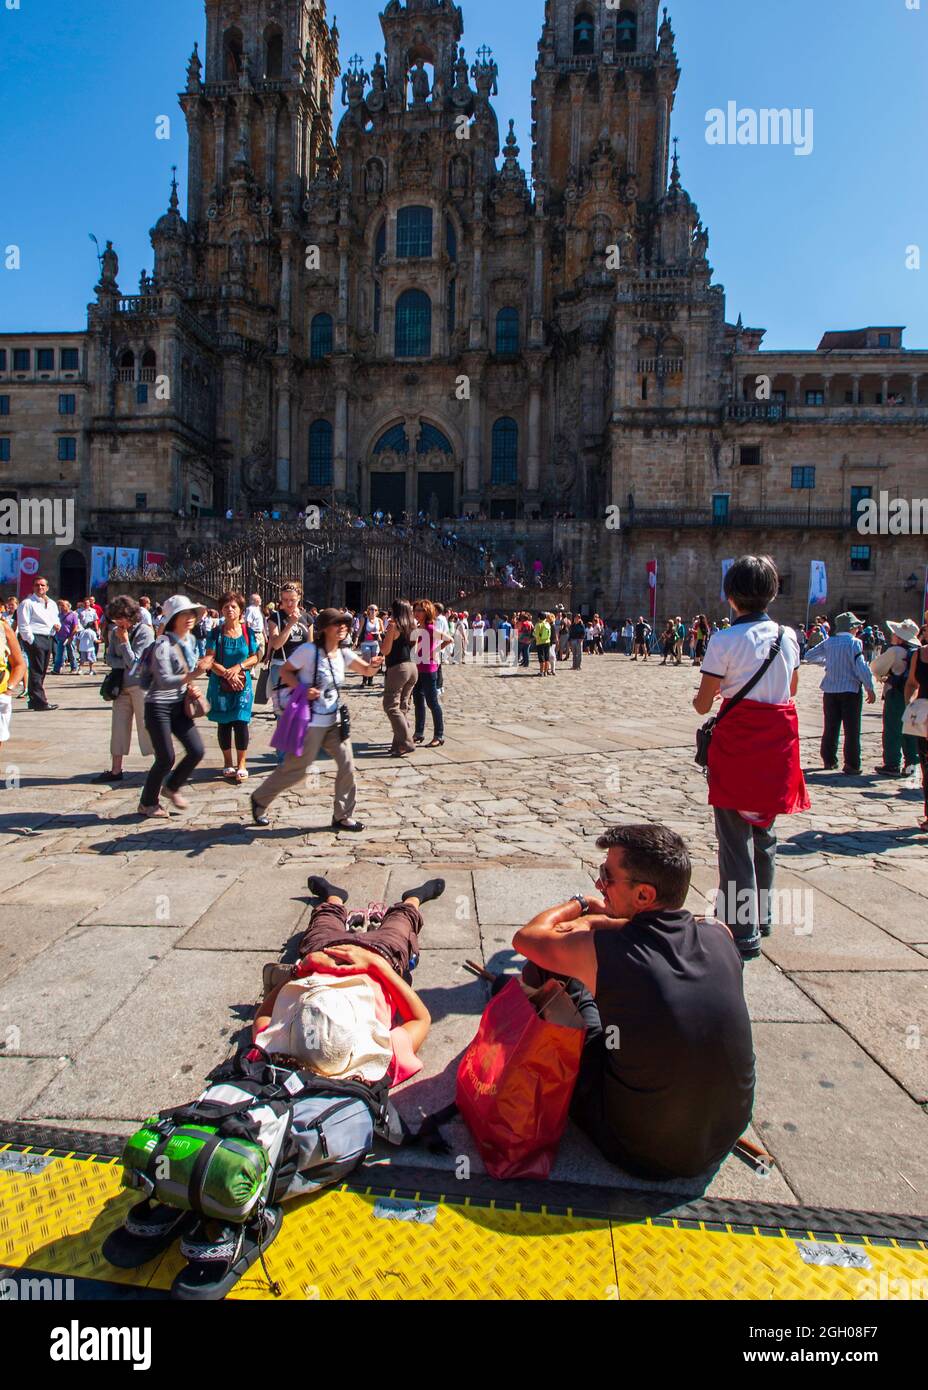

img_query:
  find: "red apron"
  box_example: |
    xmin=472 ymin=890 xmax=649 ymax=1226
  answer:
xmin=708 ymin=698 xmax=810 ymax=822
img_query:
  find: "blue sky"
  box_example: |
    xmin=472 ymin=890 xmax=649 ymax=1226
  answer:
xmin=2 ymin=0 xmax=926 ymax=348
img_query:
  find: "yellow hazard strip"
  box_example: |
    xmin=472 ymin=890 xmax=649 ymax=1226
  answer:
xmin=1 ymin=1153 xmax=926 ymax=1301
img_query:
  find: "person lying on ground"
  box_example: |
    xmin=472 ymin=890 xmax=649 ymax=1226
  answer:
xmin=511 ymin=823 xmax=755 ymax=1183
xmin=253 ymin=875 xmax=446 ymax=1087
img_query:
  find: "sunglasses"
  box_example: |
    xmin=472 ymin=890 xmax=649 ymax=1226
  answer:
xmin=596 ymin=862 xmax=655 ymax=893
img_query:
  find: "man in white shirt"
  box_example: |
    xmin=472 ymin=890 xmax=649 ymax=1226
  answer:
xmin=17 ymin=577 xmax=61 ymax=711
xmin=137 ymin=597 xmax=155 ymax=629
xmin=243 ymin=594 xmax=266 ymax=652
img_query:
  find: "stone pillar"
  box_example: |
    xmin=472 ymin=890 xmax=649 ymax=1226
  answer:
xmin=224 ymin=355 xmax=245 ymax=510
xmin=213 ymin=105 xmax=227 ymax=191
xmin=911 ymin=374 xmax=920 ymax=406
xmin=469 ymin=221 xmax=485 ymax=349
xmin=626 ymin=71 xmax=641 ymax=175
xmin=275 ymin=371 xmax=292 ymax=498
xmin=852 ymin=374 xmax=861 ymax=405
xmin=336 ymin=216 xmax=350 ymax=353
xmin=793 ymin=375 xmax=803 ymax=404
xmin=264 ymin=102 xmax=278 ymax=198
xmin=463 ymin=357 xmax=484 ymax=507
xmin=526 ymin=365 xmax=543 ymax=503
xmin=822 ymin=376 xmax=832 ymax=406
xmin=569 ymin=74 xmax=586 ymax=172
xmin=185 ymin=98 xmax=204 ymax=220
xmin=535 ymin=72 xmax=556 ymax=175
xmin=881 ymin=376 xmax=890 ymax=404
xmin=278 ymin=228 xmax=294 ymax=354
xmin=530 ymin=207 xmax=545 ymax=347
xmin=334 ymin=385 xmax=349 ymax=496
xmin=654 ymin=76 xmax=674 ymax=198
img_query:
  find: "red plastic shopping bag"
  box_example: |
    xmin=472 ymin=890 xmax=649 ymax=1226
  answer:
xmin=456 ymin=978 xmax=585 ymax=1180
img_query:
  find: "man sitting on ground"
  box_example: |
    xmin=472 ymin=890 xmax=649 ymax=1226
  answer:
xmin=254 ymin=875 xmax=446 ymax=1087
xmin=512 ymin=825 xmax=755 ymax=1182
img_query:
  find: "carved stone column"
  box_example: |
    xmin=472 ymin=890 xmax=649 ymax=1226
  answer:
xmin=569 ymin=73 xmax=586 ymax=172
xmin=213 ymin=104 xmax=227 ymax=191
xmin=333 ymin=358 xmax=352 ymax=500
xmin=654 ymin=74 xmax=675 ymax=198
xmin=626 ymin=71 xmax=641 ymax=175
xmin=462 ymin=353 xmax=486 ymax=507
xmin=274 ymin=365 xmax=293 ymax=499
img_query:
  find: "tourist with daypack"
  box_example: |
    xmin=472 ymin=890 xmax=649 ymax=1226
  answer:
xmin=871 ymin=619 xmax=922 ymax=779
xmin=102 ymin=874 xmax=446 ymax=1299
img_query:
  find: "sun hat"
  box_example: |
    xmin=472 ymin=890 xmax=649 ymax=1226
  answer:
xmin=160 ymin=594 xmax=206 ymax=626
xmin=315 ymin=607 xmax=352 ymax=632
xmin=835 ymin=612 xmax=864 ymax=633
xmin=258 ymin=975 xmax=392 ymax=1083
xmin=886 ymin=619 xmax=921 ymax=646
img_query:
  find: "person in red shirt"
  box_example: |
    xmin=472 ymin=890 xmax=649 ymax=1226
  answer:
xmin=252 ymin=875 xmax=446 ymax=1088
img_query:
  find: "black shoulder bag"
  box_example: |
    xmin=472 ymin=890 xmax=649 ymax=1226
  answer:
xmin=324 ymin=650 xmax=352 ymax=743
xmin=695 ymin=628 xmax=784 ymax=775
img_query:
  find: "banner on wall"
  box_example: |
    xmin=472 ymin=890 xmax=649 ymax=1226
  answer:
xmin=90 ymin=546 xmax=116 ymax=590
xmin=115 ymin=547 xmax=140 ymax=572
xmin=720 ymin=559 xmax=735 ymax=602
xmin=17 ymin=548 xmax=41 ymax=599
xmin=646 ymin=559 xmax=658 ymax=626
xmin=0 ymin=545 xmax=21 ymax=586
xmin=808 ymin=560 xmax=828 ymax=607
xmin=143 ymin=551 xmax=167 ymax=573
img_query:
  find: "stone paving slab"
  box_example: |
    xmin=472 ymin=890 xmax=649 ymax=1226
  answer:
xmin=4 ymin=857 xmax=147 ymax=912
xmin=0 ymin=910 xmax=92 ymax=990
xmin=0 ymin=926 xmax=179 ymax=1057
xmin=474 ymin=868 xmax=592 ymax=926
xmin=742 ymin=958 xmax=828 ymax=1024
xmin=760 ymin=869 xmax=928 ymax=973
xmin=795 ymin=972 xmax=928 ymax=1104
xmin=26 ymin=949 xmax=270 ymax=1122
xmin=751 ymin=1021 xmax=928 ymax=1215
xmin=804 ymin=867 xmax=928 ymax=945
xmin=179 ymin=863 xmax=315 ymax=954
xmin=0 ymin=1057 xmax=66 ymax=1120
xmin=385 ymin=868 xmax=479 ymax=949
xmin=80 ymin=867 xmax=239 ymax=929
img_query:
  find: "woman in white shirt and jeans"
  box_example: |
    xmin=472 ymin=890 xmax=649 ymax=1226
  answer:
xmin=250 ymin=608 xmax=383 ymax=831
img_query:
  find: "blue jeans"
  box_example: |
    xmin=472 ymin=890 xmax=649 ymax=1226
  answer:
xmin=413 ymin=669 xmax=444 ymax=741
xmin=53 ymin=638 xmax=78 ymax=673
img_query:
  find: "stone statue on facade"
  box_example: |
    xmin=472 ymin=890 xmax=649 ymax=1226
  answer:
xmin=411 ymin=60 xmax=431 ymax=107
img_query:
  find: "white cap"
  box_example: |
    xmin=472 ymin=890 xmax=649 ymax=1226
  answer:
xmin=160 ymin=594 xmax=206 ymax=626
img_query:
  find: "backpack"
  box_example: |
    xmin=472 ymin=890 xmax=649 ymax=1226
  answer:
xmin=119 ymin=1049 xmax=401 ymax=1223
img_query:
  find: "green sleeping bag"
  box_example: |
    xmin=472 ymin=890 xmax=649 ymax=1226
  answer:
xmin=122 ymin=1121 xmax=270 ymax=1223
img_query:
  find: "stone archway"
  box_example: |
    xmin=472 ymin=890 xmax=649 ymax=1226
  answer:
xmin=364 ymin=417 xmax=461 ymax=518
xmin=58 ymin=548 xmax=87 ymax=605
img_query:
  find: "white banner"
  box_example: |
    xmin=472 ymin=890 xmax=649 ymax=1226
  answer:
xmin=0 ymin=544 xmax=22 ymax=585
xmin=720 ymin=558 xmax=735 ymax=602
xmin=90 ymin=546 xmax=116 ymax=590
xmin=808 ymin=560 xmax=828 ymax=607
xmin=115 ymin=547 xmax=140 ymax=572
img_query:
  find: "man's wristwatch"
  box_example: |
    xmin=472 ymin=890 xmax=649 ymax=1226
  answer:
xmin=571 ymin=894 xmax=589 ymax=915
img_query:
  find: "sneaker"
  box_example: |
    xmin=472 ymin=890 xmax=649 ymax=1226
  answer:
xmin=346 ymin=912 xmax=367 ymax=933
xmin=366 ymin=901 xmax=388 ymax=929
xmin=262 ymin=962 xmax=294 ymax=996
xmin=874 ymin=766 xmax=903 ymax=778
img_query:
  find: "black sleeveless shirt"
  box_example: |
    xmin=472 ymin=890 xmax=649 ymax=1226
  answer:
xmin=583 ymin=911 xmax=755 ymax=1180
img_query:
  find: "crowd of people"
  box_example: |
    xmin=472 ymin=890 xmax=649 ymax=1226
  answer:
xmin=3 ymin=560 xmax=927 ymax=1245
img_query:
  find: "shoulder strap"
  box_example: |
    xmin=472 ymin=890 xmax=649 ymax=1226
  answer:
xmin=716 ymin=627 xmax=784 ymax=726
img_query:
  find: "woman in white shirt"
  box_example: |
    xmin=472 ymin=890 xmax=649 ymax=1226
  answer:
xmin=250 ymin=608 xmax=383 ymax=831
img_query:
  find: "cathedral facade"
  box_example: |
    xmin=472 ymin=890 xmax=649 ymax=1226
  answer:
xmin=2 ymin=0 xmax=926 ymax=619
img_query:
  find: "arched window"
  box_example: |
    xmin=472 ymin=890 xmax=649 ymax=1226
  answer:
xmin=446 ymin=216 xmax=457 ymax=262
xmin=264 ymin=28 xmax=283 ymax=79
xmin=491 ymin=418 xmax=519 ymax=485
xmin=496 ymin=308 xmax=520 ymax=356
xmin=395 ymin=289 xmax=432 ymax=358
xmin=374 ymin=424 xmax=409 ymax=455
xmin=140 ymin=349 xmax=157 ymax=383
xmin=417 ymin=424 xmax=453 ymax=455
xmin=573 ymin=9 xmax=595 ymax=55
xmin=374 ymin=219 xmax=386 ymax=265
xmin=223 ymin=27 xmax=244 ymax=79
xmin=309 ymin=420 xmax=333 ymax=487
xmin=396 ymin=206 xmax=433 ymax=258
xmin=616 ymin=9 xmax=638 ymax=52
xmin=310 ymin=312 xmax=333 ymax=360
xmin=118 ymin=349 xmax=135 ymax=382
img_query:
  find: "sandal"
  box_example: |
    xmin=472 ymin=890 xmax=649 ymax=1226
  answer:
xmin=102 ymin=1199 xmax=196 ymax=1269
xmin=221 ymin=767 xmax=237 ymax=781
xmin=346 ymin=911 xmax=367 ymax=932
xmin=366 ymin=901 xmax=388 ymax=929
xmin=429 ymin=738 xmax=445 ymax=748
xmin=171 ymin=1206 xmax=283 ymax=1301
xmin=236 ymin=769 xmax=249 ymax=783
xmin=331 ymin=818 xmax=365 ymax=832
xmin=166 ymin=789 xmax=190 ymax=811
xmin=138 ymin=803 xmax=169 ymax=819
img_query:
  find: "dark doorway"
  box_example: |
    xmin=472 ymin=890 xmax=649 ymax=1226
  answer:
xmin=345 ymin=581 xmax=364 ymax=613
xmin=59 ymin=548 xmax=87 ymax=605
xmin=370 ymin=472 xmax=406 ymax=516
xmin=490 ymin=499 xmax=518 ymax=520
xmin=417 ymin=472 xmax=454 ymax=519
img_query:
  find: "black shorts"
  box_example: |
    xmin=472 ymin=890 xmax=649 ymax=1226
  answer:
xmin=536 ymin=644 xmax=551 ymax=661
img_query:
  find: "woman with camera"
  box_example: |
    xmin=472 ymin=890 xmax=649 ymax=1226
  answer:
xmin=250 ymin=608 xmax=383 ymax=831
